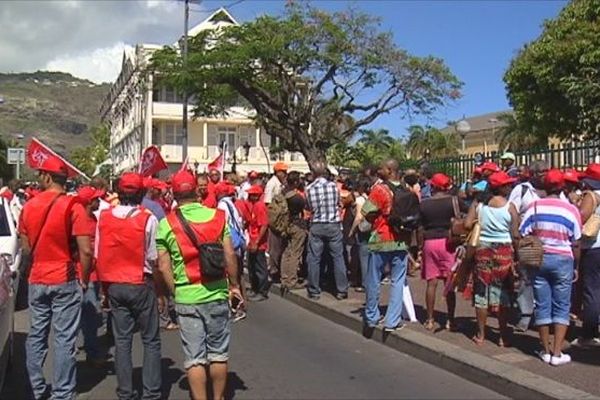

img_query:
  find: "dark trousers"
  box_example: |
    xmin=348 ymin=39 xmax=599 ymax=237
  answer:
xmin=268 ymin=231 xmax=284 ymax=278
xmin=108 ymin=280 xmax=162 ymax=400
xmin=281 ymin=224 xmax=308 ymax=288
xmin=248 ymin=250 xmax=270 ymax=296
xmin=581 ymin=248 xmax=600 ymax=339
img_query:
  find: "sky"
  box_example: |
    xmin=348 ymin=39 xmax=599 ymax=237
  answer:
xmin=0 ymin=0 xmax=568 ymax=136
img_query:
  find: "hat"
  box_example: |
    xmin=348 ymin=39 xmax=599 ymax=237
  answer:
xmin=118 ymin=172 xmax=144 ymax=194
xmin=430 ymin=173 xmax=452 ymax=190
xmin=500 ymin=152 xmax=516 ymax=161
xmin=246 ymin=185 xmax=264 ymax=196
xmin=248 ymin=170 xmax=259 ymax=179
xmin=171 ymin=171 xmax=197 ymax=194
xmin=563 ymin=169 xmax=581 ymax=184
xmin=488 ymin=171 xmax=517 ymax=188
xmin=582 ymin=163 xmax=600 ymax=190
xmin=76 ymin=186 xmax=106 ymax=205
xmin=544 ymin=169 xmax=565 ymax=189
xmin=481 ymin=162 xmax=500 ymax=173
xmin=37 ymin=156 xmax=69 ymax=176
xmin=215 ymin=181 xmax=236 ymax=197
xmin=149 ymin=178 xmax=168 ymax=191
xmin=273 ymin=162 xmax=288 ymax=172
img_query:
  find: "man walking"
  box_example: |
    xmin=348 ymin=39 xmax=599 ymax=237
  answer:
xmin=155 ymin=170 xmax=243 ymax=400
xmin=246 ymin=185 xmax=271 ymax=301
xmin=265 ymin=162 xmax=287 ymax=281
xmin=19 ymin=157 xmax=92 ymax=400
xmin=361 ymin=159 xmax=410 ymax=332
xmin=305 ymin=161 xmax=349 ymax=300
xmin=95 ymin=172 xmax=162 ymax=400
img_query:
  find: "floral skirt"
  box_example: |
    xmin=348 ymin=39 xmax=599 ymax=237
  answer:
xmin=474 ymin=243 xmax=514 ymax=312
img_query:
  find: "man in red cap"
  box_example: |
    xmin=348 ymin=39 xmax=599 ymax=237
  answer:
xmin=563 ymin=169 xmax=582 ymax=206
xmin=154 ymin=170 xmax=242 ymax=400
xmin=265 ymin=162 xmax=288 ymax=282
xmin=197 ymin=174 xmax=217 ymax=208
xmin=239 ymin=171 xmax=259 ymax=201
xmin=19 ymin=157 xmax=92 ymax=400
xmin=95 ymin=172 xmax=162 ymax=400
xmin=142 ymin=178 xmax=168 ymax=221
xmin=75 ymin=185 xmax=107 ymax=367
xmin=246 ymin=184 xmax=271 ymax=301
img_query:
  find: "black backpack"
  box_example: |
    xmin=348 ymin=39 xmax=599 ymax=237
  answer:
xmin=385 ymin=182 xmax=421 ymax=234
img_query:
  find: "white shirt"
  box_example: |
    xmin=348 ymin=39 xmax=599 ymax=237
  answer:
xmin=264 ymin=175 xmax=284 ymax=204
xmin=509 ymin=182 xmax=568 ymax=216
xmin=217 ymin=197 xmax=244 ymax=231
xmin=95 ymin=205 xmax=158 ymax=274
xmin=239 ymin=181 xmax=251 ymax=201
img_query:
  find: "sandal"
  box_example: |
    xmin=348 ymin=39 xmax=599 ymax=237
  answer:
xmin=424 ymin=319 xmax=436 ymax=331
xmin=472 ymin=335 xmax=485 ymax=346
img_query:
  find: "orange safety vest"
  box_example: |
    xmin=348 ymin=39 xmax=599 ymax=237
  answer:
xmin=165 ymin=209 xmax=226 ymax=284
xmin=96 ymin=208 xmax=150 ymax=284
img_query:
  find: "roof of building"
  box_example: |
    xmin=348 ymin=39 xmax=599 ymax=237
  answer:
xmin=440 ymin=110 xmax=514 ymax=134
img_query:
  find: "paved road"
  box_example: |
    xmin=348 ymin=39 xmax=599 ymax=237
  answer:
xmin=2 ymin=294 xmax=505 ymax=399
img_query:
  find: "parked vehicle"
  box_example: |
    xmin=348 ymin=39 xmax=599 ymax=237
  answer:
xmin=0 ymin=254 xmax=14 ymax=391
xmin=0 ymin=197 xmax=22 ymax=278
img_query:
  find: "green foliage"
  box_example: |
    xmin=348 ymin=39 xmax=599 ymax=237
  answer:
xmin=327 ymin=128 xmax=407 ymax=169
xmin=495 ymin=112 xmax=548 ymax=151
xmin=406 ymin=125 xmax=459 ymax=159
xmin=70 ymin=124 xmax=110 ymax=177
xmin=0 ymin=136 xmax=14 ymax=184
xmin=151 ymin=3 xmax=461 ymax=164
xmin=504 ymin=0 xmax=600 ymax=140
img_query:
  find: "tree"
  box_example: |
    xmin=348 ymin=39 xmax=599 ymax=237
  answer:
xmin=495 ymin=112 xmax=547 ymax=151
xmin=0 ymin=136 xmax=13 ymax=184
xmin=151 ymin=3 xmax=461 ymax=166
xmin=504 ymin=0 xmax=600 ymax=141
xmin=357 ymin=129 xmax=394 ymax=151
xmin=406 ymin=125 xmax=459 ymax=160
xmin=70 ymin=124 xmax=110 ymax=178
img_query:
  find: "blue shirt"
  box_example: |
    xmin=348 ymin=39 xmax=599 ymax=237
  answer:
xmin=142 ymin=197 xmax=166 ymax=221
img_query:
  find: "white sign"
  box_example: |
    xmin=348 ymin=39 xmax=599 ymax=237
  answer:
xmin=7 ymin=148 xmax=25 ymax=165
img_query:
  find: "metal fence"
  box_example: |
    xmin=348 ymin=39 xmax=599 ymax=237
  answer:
xmin=425 ymin=140 xmax=600 ymax=185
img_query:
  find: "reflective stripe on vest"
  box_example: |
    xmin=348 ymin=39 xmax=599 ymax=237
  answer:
xmin=96 ymin=208 xmax=150 ymax=284
xmin=166 ymin=208 xmax=226 ymax=285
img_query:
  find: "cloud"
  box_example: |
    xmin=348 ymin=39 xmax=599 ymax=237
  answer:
xmin=45 ymin=42 xmax=134 ymax=84
xmin=0 ymin=0 xmax=207 ymax=83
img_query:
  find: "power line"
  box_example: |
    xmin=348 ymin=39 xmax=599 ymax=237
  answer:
xmin=189 ymin=0 xmax=245 ymax=14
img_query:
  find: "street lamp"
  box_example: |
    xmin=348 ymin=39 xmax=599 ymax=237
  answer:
xmin=456 ymin=116 xmax=471 ymax=153
xmin=488 ymin=118 xmax=498 ymax=154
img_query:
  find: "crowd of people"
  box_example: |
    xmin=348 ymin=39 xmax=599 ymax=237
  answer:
xmin=9 ymin=147 xmax=600 ymax=399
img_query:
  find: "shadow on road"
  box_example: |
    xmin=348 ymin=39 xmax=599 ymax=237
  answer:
xmin=178 ymin=371 xmax=248 ymax=400
xmin=1 ymin=332 xmax=33 ymax=399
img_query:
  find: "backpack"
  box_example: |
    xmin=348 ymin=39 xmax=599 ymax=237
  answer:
xmin=268 ymin=193 xmax=290 ymax=237
xmin=385 ymin=182 xmax=421 ymax=235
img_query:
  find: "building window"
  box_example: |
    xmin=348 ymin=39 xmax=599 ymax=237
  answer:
xmin=238 ymin=126 xmax=256 ymax=147
xmin=152 ymin=125 xmax=161 ymax=145
xmin=218 ymin=126 xmax=237 ymax=149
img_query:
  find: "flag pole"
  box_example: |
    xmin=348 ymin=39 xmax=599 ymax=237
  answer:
xmin=33 ymin=138 xmax=91 ymax=181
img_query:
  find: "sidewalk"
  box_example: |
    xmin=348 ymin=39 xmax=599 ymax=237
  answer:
xmin=270 ymin=275 xmax=600 ymax=399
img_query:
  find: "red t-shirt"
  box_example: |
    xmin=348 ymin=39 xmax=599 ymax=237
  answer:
xmin=368 ymin=183 xmax=398 ymax=243
xmin=235 ymin=199 xmax=251 ymax=229
xmin=19 ymin=190 xmax=89 ymax=285
xmin=76 ymin=214 xmax=98 ymax=282
xmin=248 ymin=200 xmax=268 ymax=251
xmin=200 ymin=191 xmax=217 ymax=209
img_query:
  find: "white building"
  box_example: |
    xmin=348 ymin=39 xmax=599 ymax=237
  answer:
xmin=101 ymin=8 xmax=309 ymax=175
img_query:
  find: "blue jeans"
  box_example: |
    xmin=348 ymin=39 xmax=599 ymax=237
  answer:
xmin=27 ymin=280 xmax=82 ymax=400
xmin=358 ymin=239 xmax=370 ymax=288
xmin=364 ymin=251 xmax=408 ymax=329
xmin=176 ymin=300 xmax=231 ymax=370
xmin=306 ymin=223 xmax=349 ymax=295
xmin=533 ymin=253 xmax=574 ymax=326
xmin=81 ymin=282 xmax=101 ymax=359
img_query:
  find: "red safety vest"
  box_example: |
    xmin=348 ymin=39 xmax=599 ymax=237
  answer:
xmin=166 ymin=208 xmax=226 ymax=285
xmin=96 ymin=208 xmax=150 ymax=284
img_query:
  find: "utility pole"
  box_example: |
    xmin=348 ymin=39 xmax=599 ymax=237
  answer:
xmin=181 ymin=0 xmax=190 ymax=165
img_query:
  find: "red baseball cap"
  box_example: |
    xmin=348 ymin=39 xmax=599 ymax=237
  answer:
xmin=215 ymin=181 xmax=236 ymax=197
xmin=171 ymin=171 xmax=197 ymax=194
xmin=481 ymin=162 xmax=500 ymax=173
xmin=430 ymin=173 xmax=451 ymax=190
xmin=149 ymin=178 xmax=168 ymax=191
xmin=584 ymin=164 xmax=600 ymax=181
xmin=118 ymin=172 xmax=144 ymax=194
xmin=246 ymin=185 xmax=264 ymax=195
xmin=544 ymin=169 xmax=565 ymax=189
xmin=563 ymin=169 xmax=581 ymax=184
xmin=38 ymin=156 xmax=69 ymax=176
xmin=488 ymin=171 xmax=517 ymax=188
xmin=77 ymin=186 xmax=106 ymax=205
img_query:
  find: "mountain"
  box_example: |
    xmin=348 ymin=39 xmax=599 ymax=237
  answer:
xmin=0 ymin=71 xmax=110 ymax=155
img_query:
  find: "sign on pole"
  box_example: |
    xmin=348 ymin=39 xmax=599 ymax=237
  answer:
xmin=7 ymin=148 xmax=25 ymax=165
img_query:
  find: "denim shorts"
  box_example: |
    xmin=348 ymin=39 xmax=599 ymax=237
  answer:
xmin=175 ymin=300 xmax=231 ymax=369
xmin=533 ymin=253 xmax=574 ymax=326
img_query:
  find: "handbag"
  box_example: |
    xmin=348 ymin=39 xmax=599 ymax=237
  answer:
xmin=517 ymin=202 xmax=544 ymax=269
xmin=582 ymin=191 xmax=600 ymax=240
xmin=175 ymin=208 xmax=226 ymax=280
xmin=449 ymin=196 xmax=467 ymax=246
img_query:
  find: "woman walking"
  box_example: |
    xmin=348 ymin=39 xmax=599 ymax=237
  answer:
xmin=419 ymin=173 xmax=465 ymax=331
xmin=465 ymin=171 xmax=519 ymax=346
xmin=520 ymin=169 xmax=581 ymax=366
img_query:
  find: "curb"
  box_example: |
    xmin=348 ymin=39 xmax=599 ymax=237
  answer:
xmin=270 ymin=285 xmax=598 ymax=400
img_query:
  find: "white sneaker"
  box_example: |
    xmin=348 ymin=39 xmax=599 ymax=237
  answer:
xmin=550 ymin=353 xmax=571 ymax=366
xmin=570 ymin=337 xmax=600 ymax=348
xmin=536 ymin=350 xmax=551 ymax=364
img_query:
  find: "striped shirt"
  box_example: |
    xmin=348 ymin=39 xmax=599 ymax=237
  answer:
xmin=519 ymin=197 xmax=582 ymax=258
xmin=306 ymin=177 xmax=340 ymax=223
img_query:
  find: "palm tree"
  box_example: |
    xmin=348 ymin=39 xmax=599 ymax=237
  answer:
xmin=406 ymin=125 xmax=458 ymax=160
xmin=496 ymin=112 xmax=547 ymax=151
xmin=357 ymin=129 xmax=394 ymax=151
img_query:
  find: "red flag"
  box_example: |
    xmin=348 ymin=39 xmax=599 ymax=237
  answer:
xmin=26 ymin=138 xmax=90 ymax=179
xmin=207 ymin=152 xmax=223 ymax=172
xmin=139 ymin=145 xmax=168 ymax=177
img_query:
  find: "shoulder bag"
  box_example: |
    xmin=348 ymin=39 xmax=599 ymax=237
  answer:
xmin=174 ymin=208 xmax=226 ymax=280
xmin=449 ymin=196 xmax=468 ymax=246
xmin=582 ymin=191 xmax=600 ymax=240
xmin=517 ymin=202 xmax=544 ymax=269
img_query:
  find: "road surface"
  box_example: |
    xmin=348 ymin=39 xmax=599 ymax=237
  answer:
xmin=2 ymin=294 xmax=505 ymax=399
